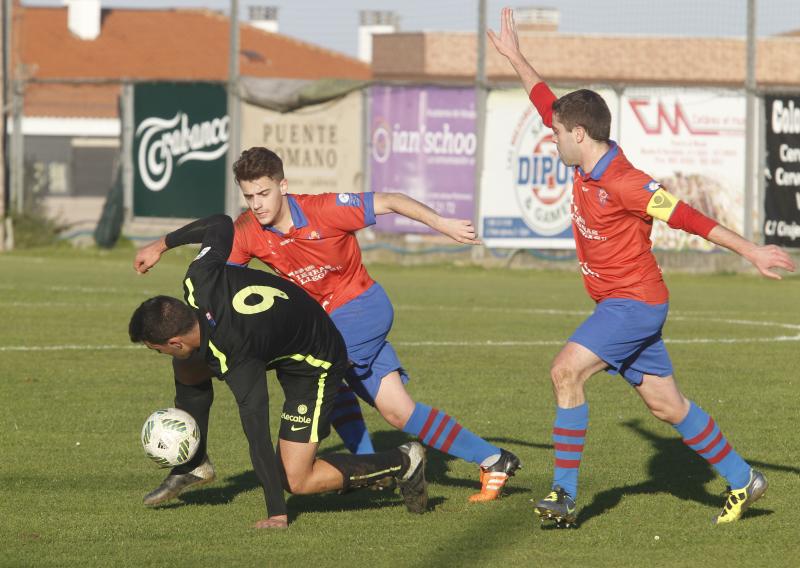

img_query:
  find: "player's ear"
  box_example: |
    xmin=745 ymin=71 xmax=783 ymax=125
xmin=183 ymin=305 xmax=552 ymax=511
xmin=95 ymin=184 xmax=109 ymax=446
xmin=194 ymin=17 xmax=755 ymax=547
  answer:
xmin=573 ymin=125 xmax=586 ymax=143
xmin=279 ymin=178 xmax=288 ymax=195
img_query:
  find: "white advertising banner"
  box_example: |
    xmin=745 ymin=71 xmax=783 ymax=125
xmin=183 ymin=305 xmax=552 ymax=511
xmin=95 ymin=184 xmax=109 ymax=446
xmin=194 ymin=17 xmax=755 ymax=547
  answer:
xmin=619 ymin=88 xmax=746 ymax=250
xmin=480 ymin=88 xmax=618 ymax=249
xmin=241 ymin=92 xmax=363 ymax=195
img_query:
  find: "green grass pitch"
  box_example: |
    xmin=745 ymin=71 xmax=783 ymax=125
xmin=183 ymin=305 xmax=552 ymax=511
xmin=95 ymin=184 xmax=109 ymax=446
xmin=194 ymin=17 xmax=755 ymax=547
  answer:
xmin=2 ymin=247 xmax=798 ymax=567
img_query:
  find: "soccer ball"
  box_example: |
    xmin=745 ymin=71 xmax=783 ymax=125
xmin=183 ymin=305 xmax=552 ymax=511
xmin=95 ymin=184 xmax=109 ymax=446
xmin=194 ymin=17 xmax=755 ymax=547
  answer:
xmin=141 ymin=408 xmax=200 ymax=468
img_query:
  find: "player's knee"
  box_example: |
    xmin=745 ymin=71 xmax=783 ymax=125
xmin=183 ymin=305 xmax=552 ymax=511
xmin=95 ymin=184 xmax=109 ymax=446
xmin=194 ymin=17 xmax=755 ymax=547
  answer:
xmin=381 ymin=407 xmax=409 ymax=429
xmin=282 ymin=471 xmax=310 ymax=495
xmin=647 ymin=401 xmax=683 ymax=424
xmin=550 ymin=363 xmax=581 ymax=392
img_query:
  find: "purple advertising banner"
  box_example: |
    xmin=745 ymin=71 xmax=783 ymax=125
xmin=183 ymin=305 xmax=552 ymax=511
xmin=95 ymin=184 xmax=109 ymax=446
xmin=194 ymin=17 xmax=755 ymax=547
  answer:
xmin=370 ymin=86 xmax=477 ymax=233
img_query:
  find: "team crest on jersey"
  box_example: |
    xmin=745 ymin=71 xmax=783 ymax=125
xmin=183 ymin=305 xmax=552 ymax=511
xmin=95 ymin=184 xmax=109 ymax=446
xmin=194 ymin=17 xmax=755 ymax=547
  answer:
xmin=511 ymin=108 xmax=573 ymax=236
xmin=645 ymin=180 xmax=662 ymax=193
xmin=194 ymin=246 xmax=211 ymax=260
xmin=308 ymin=230 xmax=321 ymax=240
xmin=597 ymin=189 xmax=608 ymax=207
xmin=337 ymin=193 xmax=361 ymax=207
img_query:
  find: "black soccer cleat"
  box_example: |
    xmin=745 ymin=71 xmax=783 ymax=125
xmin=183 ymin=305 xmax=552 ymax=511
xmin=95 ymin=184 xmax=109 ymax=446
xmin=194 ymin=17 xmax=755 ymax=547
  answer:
xmin=533 ymin=485 xmax=578 ymax=528
xmin=396 ymin=442 xmax=428 ymax=514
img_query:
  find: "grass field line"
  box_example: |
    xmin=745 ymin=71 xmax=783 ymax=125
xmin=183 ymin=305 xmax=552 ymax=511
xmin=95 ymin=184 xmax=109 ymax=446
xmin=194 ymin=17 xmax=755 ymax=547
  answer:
xmin=3 ymin=332 xmax=800 ymax=352
xmin=396 ymin=304 xmax=800 ymax=327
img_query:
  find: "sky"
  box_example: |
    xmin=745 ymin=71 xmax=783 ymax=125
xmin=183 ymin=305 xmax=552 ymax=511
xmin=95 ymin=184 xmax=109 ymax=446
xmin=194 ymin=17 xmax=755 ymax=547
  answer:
xmin=24 ymin=0 xmax=800 ymax=59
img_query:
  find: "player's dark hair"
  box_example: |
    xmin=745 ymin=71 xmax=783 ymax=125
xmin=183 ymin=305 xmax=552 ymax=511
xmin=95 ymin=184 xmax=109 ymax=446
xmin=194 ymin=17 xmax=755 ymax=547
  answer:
xmin=129 ymin=296 xmax=197 ymax=344
xmin=552 ymin=89 xmax=611 ymax=142
xmin=233 ymin=147 xmax=285 ymax=184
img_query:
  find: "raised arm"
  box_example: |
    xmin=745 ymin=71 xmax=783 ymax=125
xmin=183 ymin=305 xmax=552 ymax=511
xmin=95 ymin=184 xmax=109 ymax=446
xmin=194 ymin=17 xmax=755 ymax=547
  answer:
xmin=488 ymin=7 xmax=556 ymax=126
xmin=134 ymin=215 xmax=233 ymax=274
xmin=487 ymin=7 xmax=544 ymax=95
xmin=373 ymin=192 xmax=480 ymax=245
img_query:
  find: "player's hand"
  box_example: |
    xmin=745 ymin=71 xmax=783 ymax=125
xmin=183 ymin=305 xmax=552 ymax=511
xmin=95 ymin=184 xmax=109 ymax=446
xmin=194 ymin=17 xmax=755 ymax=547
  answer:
xmin=435 ymin=217 xmax=481 ymax=245
xmin=254 ymin=515 xmax=288 ymax=529
xmin=746 ymin=244 xmax=796 ymax=280
xmin=487 ymin=7 xmax=521 ymax=59
xmin=134 ymin=238 xmax=167 ymax=274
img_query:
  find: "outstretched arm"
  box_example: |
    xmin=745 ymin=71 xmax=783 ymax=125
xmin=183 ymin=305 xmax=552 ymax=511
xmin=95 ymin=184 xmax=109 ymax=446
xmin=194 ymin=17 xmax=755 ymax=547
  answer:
xmin=644 ymin=187 xmax=796 ymax=280
xmin=487 ymin=7 xmax=544 ymax=95
xmin=373 ymin=192 xmax=480 ymax=245
xmin=134 ymin=215 xmax=233 ymax=274
xmin=706 ymin=225 xmax=795 ymax=280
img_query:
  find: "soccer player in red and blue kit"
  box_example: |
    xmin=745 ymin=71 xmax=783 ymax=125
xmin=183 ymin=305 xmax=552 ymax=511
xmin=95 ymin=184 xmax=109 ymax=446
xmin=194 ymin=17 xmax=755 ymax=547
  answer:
xmin=489 ymin=7 xmax=796 ymax=526
xmin=135 ymin=147 xmax=522 ymax=503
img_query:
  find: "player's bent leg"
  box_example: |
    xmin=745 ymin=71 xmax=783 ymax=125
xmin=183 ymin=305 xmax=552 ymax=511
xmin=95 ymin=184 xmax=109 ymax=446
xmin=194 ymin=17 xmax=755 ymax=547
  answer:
xmin=373 ymin=371 xmax=415 ymax=429
xmin=296 ymin=440 xmax=428 ymax=513
xmin=535 ymin=342 xmax=605 ymax=525
xmin=638 ymin=375 xmax=761 ymax=522
xmin=635 ymin=374 xmax=689 ymax=424
xmin=375 ymin=372 xmax=521 ymax=502
xmin=277 ymin=439 xmax=339 ymax=494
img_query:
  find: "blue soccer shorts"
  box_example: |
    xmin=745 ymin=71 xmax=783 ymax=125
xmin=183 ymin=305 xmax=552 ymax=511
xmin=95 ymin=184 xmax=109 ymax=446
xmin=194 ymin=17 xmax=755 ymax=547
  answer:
xmin=329 ymin=282 xmax=409 ymax=405
xmin=568 ymin=298 xmax=673 ymax=386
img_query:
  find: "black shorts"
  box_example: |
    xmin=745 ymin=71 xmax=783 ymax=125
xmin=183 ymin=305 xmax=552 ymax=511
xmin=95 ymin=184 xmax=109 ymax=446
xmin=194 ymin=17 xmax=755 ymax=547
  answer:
xmin=276 ymin=354 xmax=345 ymax=444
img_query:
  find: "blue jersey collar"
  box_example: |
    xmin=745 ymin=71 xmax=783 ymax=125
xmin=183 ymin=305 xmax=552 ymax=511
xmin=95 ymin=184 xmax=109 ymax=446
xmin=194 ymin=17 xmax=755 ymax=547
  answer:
xmin=577 ymin=141 xmax=619 ymax=181
xmin=262 ymin=195 xmax=308 ymax=234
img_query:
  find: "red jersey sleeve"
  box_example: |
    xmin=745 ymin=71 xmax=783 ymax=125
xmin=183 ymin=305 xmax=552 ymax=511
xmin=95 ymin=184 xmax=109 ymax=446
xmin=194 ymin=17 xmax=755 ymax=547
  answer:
xmin=611 ymin=168 xmax=663 ymax=218
xmin=303 ymin=192 xmax=376 ymax=233
xmin=529 ymin=82 xmax=557 ymax=128
xmin=228 ymin=212 xmax=256 ymax=265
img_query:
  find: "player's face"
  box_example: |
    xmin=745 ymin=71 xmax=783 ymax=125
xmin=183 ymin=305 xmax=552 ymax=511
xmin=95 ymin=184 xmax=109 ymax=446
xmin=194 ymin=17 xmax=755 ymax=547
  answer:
xmin=551 ymin=116 xmax=580 ymax=167
xmin=239 ymin=176 xmax=288 ymax=225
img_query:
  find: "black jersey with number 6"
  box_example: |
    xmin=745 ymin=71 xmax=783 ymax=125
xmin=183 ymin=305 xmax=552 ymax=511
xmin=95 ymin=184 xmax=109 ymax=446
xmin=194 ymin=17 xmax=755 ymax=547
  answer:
xmin=167 ymin=214 xmax=348 ymax=377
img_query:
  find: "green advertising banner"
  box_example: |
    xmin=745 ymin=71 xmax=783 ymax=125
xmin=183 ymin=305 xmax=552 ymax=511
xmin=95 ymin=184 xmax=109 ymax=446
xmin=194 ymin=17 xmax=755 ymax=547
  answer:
xmin=133 ymin=82 xmax=228 ymax=218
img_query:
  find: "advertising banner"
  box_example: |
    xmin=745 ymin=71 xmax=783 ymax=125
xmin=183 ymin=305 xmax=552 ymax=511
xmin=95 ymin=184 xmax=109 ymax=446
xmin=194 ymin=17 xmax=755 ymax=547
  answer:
xmin=369 ymin=86 xmax=476 ymax=233
xmin=764 ymin=95 xmax=800 ymax=247
xmin=133 ymin=82 xmax=227 ymax=218
xmin=619 ymin=88 xmax=746 ymax=250
xmin=479 ymin=88 xmax=617 ymax=249
xmin=241 ymin=91 xmax=363 ymax=196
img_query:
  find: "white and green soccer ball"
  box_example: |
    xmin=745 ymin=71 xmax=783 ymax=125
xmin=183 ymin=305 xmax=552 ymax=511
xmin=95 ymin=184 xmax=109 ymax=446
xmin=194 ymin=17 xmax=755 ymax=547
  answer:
xmin=141 ymin=408 xmax=200 ymax=468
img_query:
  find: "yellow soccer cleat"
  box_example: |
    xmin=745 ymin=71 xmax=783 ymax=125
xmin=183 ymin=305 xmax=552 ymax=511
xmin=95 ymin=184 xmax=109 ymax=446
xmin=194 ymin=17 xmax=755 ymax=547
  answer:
xmin=714 ymin=469 xmax=768 ymax=525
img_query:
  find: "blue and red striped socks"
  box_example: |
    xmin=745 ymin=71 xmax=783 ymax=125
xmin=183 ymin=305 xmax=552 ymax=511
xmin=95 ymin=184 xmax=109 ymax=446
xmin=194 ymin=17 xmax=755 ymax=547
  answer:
xmin=551 ymin=403 xmax=588 ymax=500
xmin=329 ymin=385 xmax=375 ymax=455
xmin=674 ymin=401 xmax=751 ymax=488
xmin=403 ymin=403 xmax=499 ymax=464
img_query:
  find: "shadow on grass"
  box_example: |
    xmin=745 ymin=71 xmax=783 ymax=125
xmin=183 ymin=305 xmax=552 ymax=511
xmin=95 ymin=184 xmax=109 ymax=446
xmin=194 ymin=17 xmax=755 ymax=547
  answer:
xmin=326 ymin=430 xmax=549 ymax=495
xmin=576 ymin=419 xmax=778 ymax=527
xmin=156 ymin=429 xmax=551 ymax=513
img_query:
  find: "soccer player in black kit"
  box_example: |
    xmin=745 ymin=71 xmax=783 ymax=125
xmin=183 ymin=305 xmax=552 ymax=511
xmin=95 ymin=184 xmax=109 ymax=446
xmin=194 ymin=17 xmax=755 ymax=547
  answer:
xmin=129 ymin=214 xmax=427 ymax=529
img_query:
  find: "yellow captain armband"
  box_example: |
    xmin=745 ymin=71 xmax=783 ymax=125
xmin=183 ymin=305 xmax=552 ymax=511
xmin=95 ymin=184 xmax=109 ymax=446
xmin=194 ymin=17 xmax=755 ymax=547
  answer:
xmin=645 ymin=187 xmax=679 ymax=222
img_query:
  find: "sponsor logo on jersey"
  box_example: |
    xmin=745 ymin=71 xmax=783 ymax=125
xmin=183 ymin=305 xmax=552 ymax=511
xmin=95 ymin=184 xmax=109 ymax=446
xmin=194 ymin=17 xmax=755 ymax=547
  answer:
xmin=511 ymin=109 xmax=573 ymax=236
xmin=290 ymin=425 xmax=310 ymax=432
xmin=281 ymin=412 xmax=312 ymax=424
xmin=336 ymin=193 xmax=361 ymax=208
